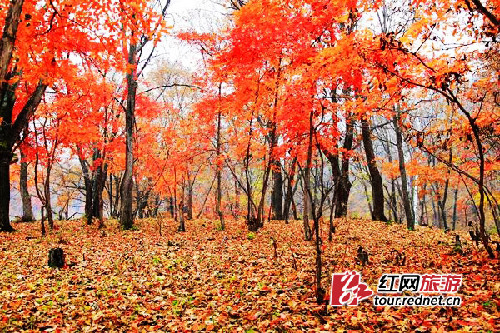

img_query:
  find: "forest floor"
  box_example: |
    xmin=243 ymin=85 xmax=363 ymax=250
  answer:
xmin=0 ymin=217 xmax=499 ymax=332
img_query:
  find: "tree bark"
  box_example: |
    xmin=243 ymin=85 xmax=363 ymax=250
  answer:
xmin=0 ymin=81 xmax=45 ymax=231
xmin=168 ymin=196 xmax=174 ymax=218
xmin=361 ymin=118 xmax=387 ymax=221
xmin=323 ymin=116 xmax=354 ymax=218
xmin=452 ymin=188 xmax=458 ymax=231
xmin=120 ymin=40 xmax=138 ymax=230
xmin=437 ymin=150 xmax=453 ymax=230
xmin=0 ymin=0 xmax=24 ymax=82
xmin=291 ymin=196 xmax=298 ymax=220
xmin=216 ymin=102 xmax=225 ymax=230
xmin=271 ymin=160 xmax=283 ymax=220
xmin=20 ymin=149 xmax=33 ymax=222
xmin=78 ymin=150 xmax=93 ymax=225
xmin=186 ymin=179 xmax=193 ymax=220
xmin=91 ymin=154 xmax=105 ymax=222
xmin=0 ymin=150 xmax=12 ymax=231
xmin=234 ymin=179 xmax=240 ymax=218
xmin=302 ymin=111 xmax=313 ymax=241
xmin=283 ymin=157 xmax=297 ymax=223
xmin=44 ymin=164 xmax=53 ymax=230
xmin=393 ymin=111 xmax=415 ymax=230
xmin=178 ymin=199 xmax=185 ymax=232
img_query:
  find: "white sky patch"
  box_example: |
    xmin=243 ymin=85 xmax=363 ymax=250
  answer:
xmin=149 ymin=0 xmax=229 ymax=72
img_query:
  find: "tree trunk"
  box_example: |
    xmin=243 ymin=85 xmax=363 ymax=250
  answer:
xmin=178 ymin=200 xmax=185 ymax=232
xmin=20 ymin=149 xmax=33 ymax=222
xmin=245 ymin=115 xmax=257 ymax=230
xmin=292 ymin=196 xmax=298 ymax=220
xmin=234 ymin=179 xmax=240 ymax=218
xmin=452 ymin=188 xmax=458 ymax=231
xmin=113 ymin=174 xmax=121 ymax=218
xmin=187 ymin=180 xmax=193 ymax=220
xmin=216 ymin=106 xmax=225 ymax=230
xmin=361 ymin=118 xmax=387 ymax=221
xmin=0 ymin=1 xmax=47 ymax=232
xmin=438 ymin=150 xmax=453 ymax=230
xmin=361 ymin=179 xmax=373 ymax=217
xmin=394 ymin=111 xmax=415 ymax=230
xmin=302 ymin=111 xmax=313 ymax=241
xmin=469 ymin=116 xmax=494 ymax=257
xmin=0 ymin=150 xmax=13 ymax=231
xmin=390 ymin=179 xmax=398 ymax=222
xmin=44 ymin=164 xmax=53 ymax=230
xmin=419 ymin=184 xmax=427 ymax=226
xmin=255 ymin=112 xmax=277 ymax=229
xmin=438 ymin=182 xmax=449 ymax=230
xmin=120 ymin=40 xmax=138 ymax=230
xmin=334 ymin=179 xmax=351 ymax=218
xmin=323 ymin=115 xmax=354 ymax=219
xmin=283 ymin=157 xmax=297 ymax=223
xmin=78 ymin=151 xmax=93 ymax=225
xmin=256 ymin=160 xmax=272 ymax=228
xmin=166 ymin=196 xmax=171 ymax=218
xmin=107 ymin=173 xmax=113 ymax=218
xmin=92 ymin=158 xmax=105 ymax=222
xmin=271 ymin=160 xmax=283 ymax=220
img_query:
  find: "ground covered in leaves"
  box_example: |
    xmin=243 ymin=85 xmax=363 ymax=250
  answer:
xmin=0 ymin=218 xmax=499 ymax=332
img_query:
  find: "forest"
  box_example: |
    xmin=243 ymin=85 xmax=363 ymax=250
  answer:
xmin=0 ymin=0 xmax=499 ymax=331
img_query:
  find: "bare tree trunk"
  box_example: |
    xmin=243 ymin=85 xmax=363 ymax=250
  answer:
xmin=361 ymin=118 xmax=387 ymax=221
xmin=438 ymin=150 xmax=453 ymax=230
xmin=468 ymin=113 xmax=494 ymax=257
xmin=419 ymin=184 xmax=427 ymax=226
xmin=245 ymin=115 xmax=257 ymax=230
xmin=234 ymin=179 xmax=240 ymax=218
xmin=107 ymin=173 xmax=113 ymax=218
xmin=431 ymin=194 xmax=438 ymax=227
xmin=292 ymin=197 xmax=298 ymax=220
xmin=438 ymin=181 xmax=449 ymax=230
xmin=0 ymin=151 xmax=12 ymax=231
xmin=44 ymin=164 xmax=53 ymax=230
xmin=256 ymin=159 xmax=272 ymax=228
xmin=302 ymin=176 xmax=311 ymax=238
xmin=78 ymin=150 xmax=93 ymax=225
xmin=20 ymin=149 xmax=33 ymax=221
xmin=283 ymin=157 xmax=297 ymax=223
xmin=393 ymin=111 xmax=415 ymax=230
xmin=452 ymin=188 xmax=458 ymax=231
xmin=216 ymin=103 xmax=225 ymax=230
xmin=92 ymin=157 xmax=105 ymax=222
xmin=41 ymin=208 xmax=46 ymax=236
xmin=302 ymin=111 xmax=313 ymax=241
xmin=178 ymin=198 xmax=186 ymax=232
xmin=271 ymin=160 xmax=283 ymax=220
xmin=322 ymin=113 xmax=354 ymax=219
xmin=186 ymin=180 xmax=193 ymax=220
xmin=390 ymin=179 xmax=398 ymax=222
xmin=120 ymin=40 xmax=138 ymax=230
xmin=168 ymin=196 xmax=174 ymax=218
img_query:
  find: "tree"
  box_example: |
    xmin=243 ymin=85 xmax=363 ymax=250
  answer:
xmin=118 ymin=0 xmax=171 ymax=230
xmin=361 ymin=118 xmax=387 ymax=222
xmin=19 ymin=146 xmax=33 ymax=222
xmin=0 ymin=0 xmax=123 ymax=232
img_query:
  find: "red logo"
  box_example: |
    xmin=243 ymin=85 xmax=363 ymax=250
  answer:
xmin=330 ymin=271 xmax=374 ymax=306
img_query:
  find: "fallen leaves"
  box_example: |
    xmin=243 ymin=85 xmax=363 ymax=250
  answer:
xmin=0 ymin=218 xmax=498 ymax=331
